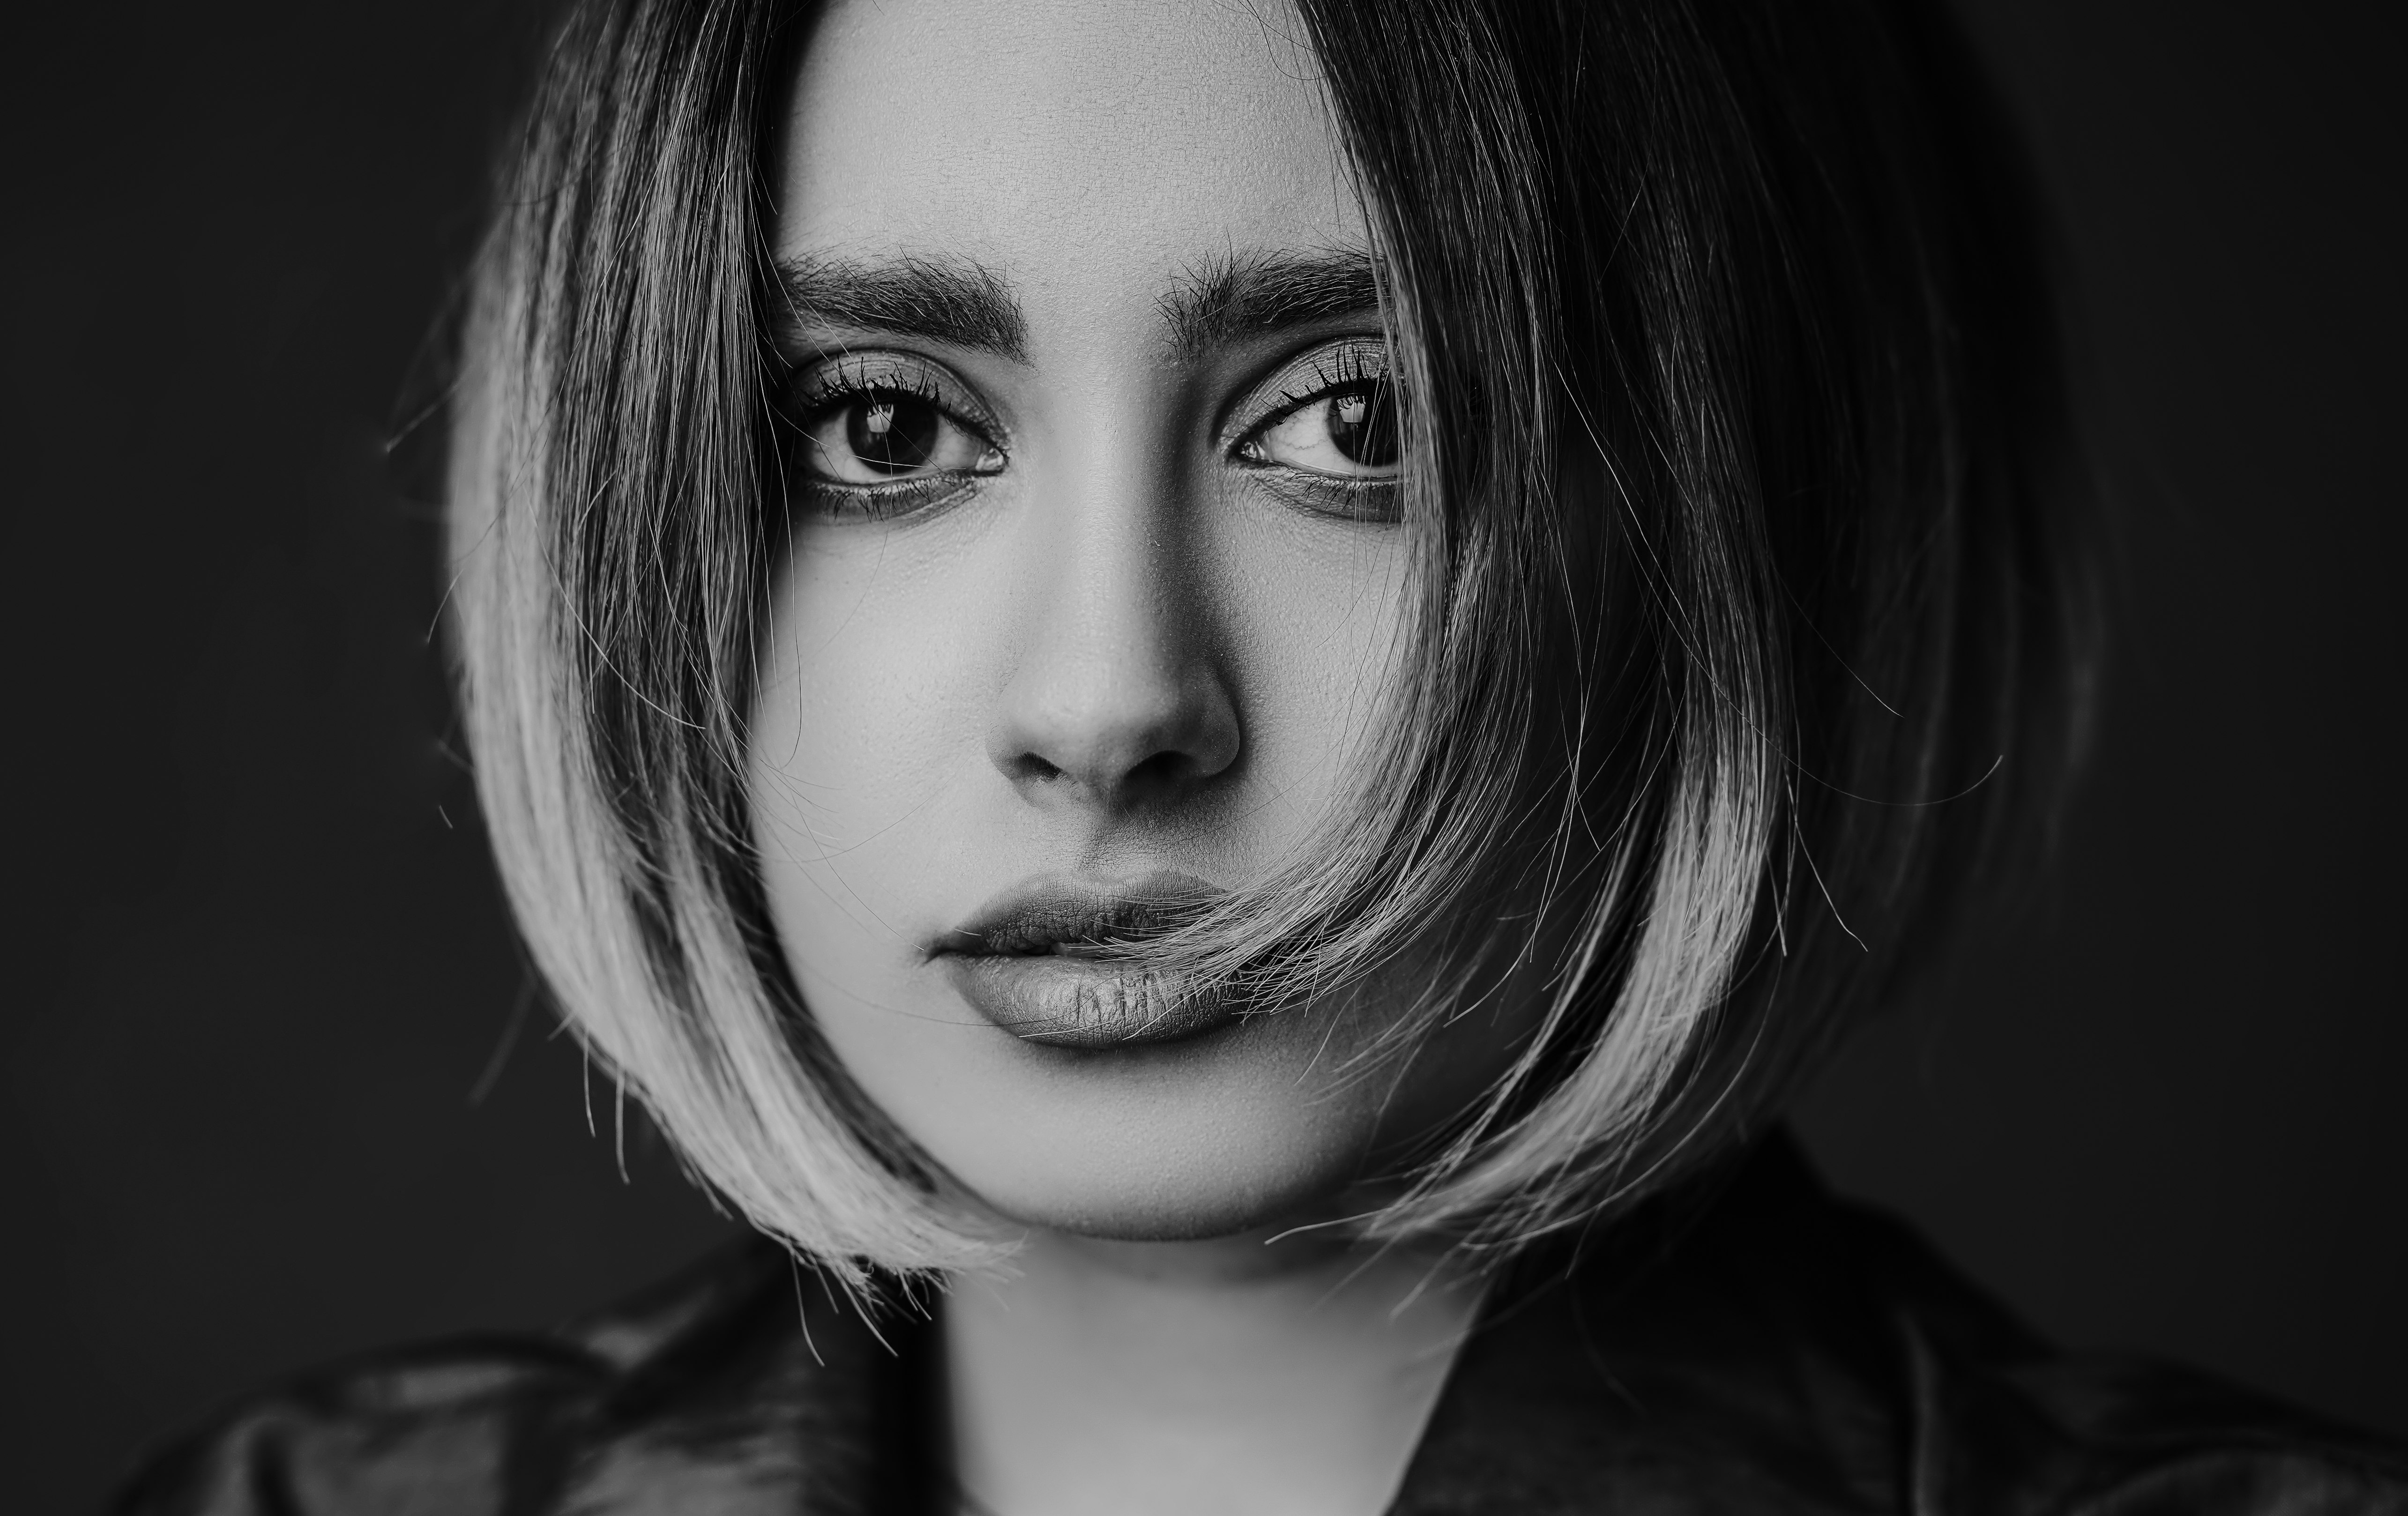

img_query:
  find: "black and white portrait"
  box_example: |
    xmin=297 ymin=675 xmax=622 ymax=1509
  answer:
xmin=7 ymin=2 xmax=2402 ymax=1511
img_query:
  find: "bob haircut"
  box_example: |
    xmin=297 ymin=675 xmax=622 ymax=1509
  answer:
xmin=449 ymin=0 xmax=2093 ymax=1283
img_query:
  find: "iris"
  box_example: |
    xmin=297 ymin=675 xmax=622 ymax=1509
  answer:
xmin=845 ymin=393 xmax=943 ymax=474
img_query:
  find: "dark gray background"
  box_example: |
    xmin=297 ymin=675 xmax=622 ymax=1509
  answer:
xmin=4 ymin=2 xmax=2401 ymax=1509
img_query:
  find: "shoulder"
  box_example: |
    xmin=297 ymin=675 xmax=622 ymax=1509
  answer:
xmin=1402 ymin=1135 xmax=2408 ymax=1515
xmin=111 ymin=1237 xmax=922 ymax=1516
xmin=1842 ymin=1194 xmax=2408 ymax=1515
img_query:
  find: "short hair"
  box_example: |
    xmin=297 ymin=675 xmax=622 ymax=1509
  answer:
xmin=448 ymin=0 xmax=2094 ymax=1284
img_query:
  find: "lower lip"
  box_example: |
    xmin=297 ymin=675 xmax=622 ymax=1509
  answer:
xmin=942 ymin=954 xmax=1237 ymax=1049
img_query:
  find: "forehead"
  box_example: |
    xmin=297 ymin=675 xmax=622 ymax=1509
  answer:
xmin=777 ymin=0 xmax=1370 ymax=301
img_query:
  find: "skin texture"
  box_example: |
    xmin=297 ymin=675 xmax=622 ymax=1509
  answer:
xmin=754 ymin=0 xmax=1522 ymax=1243
xmin=753 ymin=1 xmax=1510 ymax=1509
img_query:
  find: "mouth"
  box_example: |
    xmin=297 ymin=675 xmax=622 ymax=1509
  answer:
xmin=932 ymin=871 xmax=1236 ymax=1049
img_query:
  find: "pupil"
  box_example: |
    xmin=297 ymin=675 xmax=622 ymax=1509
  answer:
xmin=846 ymin=392 xmax=940 ymax=474
xmin=1327 ymin=384 xmax=1397 ymax=468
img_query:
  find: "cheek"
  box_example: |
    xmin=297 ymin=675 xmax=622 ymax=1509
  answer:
xmin=749 ymin=523 xmax=1001 ymax=966
xmin=748 ymin=502 xmax=1454 ymax=1239
xmin=760 ymin=536 xmax=978 ymax=821
xmin=1202 ymin=504 xmax=1416 ymax=829
xmin=754 ymin=500 xmax=1415 ymax=914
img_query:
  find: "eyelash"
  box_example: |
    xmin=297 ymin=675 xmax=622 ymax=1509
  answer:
xmin=792 ymin=356 xmax=951 ymax=416
xmin=1244 ymin=343 xmax=1388 ymax=431
xmin=775 ymin=340 xmax=1402 ymax=524
xmin=1228 ymin=340 xmax=1402 ymax=522
xmin=782 ymin=354 xmax=1005 ymax=520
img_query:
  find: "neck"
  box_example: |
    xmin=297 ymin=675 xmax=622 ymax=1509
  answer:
xmin=945 ymin=1225 xmax=1487 ymax=1516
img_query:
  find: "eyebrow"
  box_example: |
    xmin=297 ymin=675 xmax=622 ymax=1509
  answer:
xmin=770 ymin=252 xmax=1029 ymax=362
xmin=1160 ymin=249 xmax=1383 ymax=362
xmin=767 ymin=246 xmax=1382 ymax=365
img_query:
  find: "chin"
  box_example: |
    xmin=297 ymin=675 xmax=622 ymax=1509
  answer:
xmin=819 ymin=988 xmax=1402 ymax=1243
xmin=961 ymin=1170 xmax=1357 ymax=1245
xmin=956 ymin=1135 xmax=1357 ymax=1244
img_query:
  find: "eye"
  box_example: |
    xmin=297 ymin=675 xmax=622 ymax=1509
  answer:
xmin=1230 ymin=339 xmax=1401 ymax=482
xmin=802 ymin=390 xmax=1002 ymax=484
xmin=786 ymin=353 xmax=1006 ymax=491
xmin=1239 ymin=383 xmax=1399 ymax=476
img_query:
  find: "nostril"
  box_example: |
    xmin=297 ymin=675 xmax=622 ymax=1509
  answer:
xmin=1008 ymin=752 xmax=1066 ymax=785
xmin=995 ymin=742 xmax=1216 ymax=806
xmin=1124 ymin=749 xmax=1197 ymax=794
xmin=986 ymin=621 xmax=1243 ymax=807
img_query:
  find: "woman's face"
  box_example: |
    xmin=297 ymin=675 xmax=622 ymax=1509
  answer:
xmin=754 ymin=0 xmax=1514 ymax=1239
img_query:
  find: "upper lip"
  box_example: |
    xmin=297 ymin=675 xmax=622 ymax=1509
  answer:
xmin=932 ymin=870 xmax=1226 ymax=959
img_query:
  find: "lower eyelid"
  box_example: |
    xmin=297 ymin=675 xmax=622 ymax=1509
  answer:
xmin=800 ymin=470 xmax=994 ymax=522
xmin=1242 ymin=469 xmax=1402 ymax=518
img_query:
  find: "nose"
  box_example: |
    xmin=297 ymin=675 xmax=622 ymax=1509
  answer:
xmin=986 ymin=462 xmax=1240 ymax=812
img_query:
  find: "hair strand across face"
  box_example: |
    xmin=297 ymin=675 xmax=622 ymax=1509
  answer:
xmin=448 ymin=0 xmax=2093 ymax=1277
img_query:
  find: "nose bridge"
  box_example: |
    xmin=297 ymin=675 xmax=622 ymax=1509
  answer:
xmin=990 ymin=425 xmax=1238 ymax=806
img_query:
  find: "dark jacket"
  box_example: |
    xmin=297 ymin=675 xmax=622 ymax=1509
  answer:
xmin=117 ymin=1138 xmax=2408 ymax=1514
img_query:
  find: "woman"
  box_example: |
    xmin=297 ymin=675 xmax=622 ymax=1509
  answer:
xmin=119 ymin=0 xmax=2408 ymax=1511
